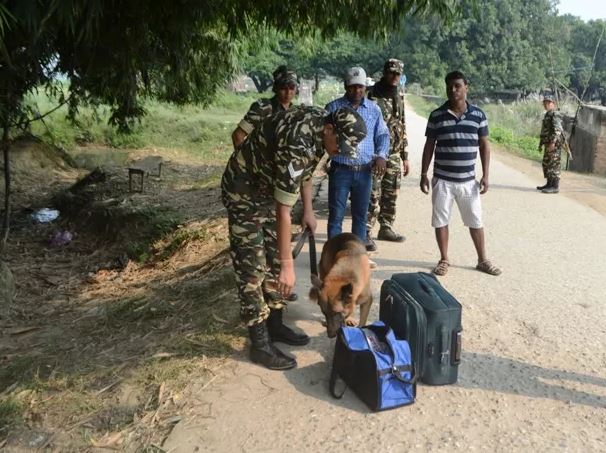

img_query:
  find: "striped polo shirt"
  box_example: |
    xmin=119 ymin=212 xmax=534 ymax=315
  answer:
xmin=425 ymin=102 xmax=488 ymax=182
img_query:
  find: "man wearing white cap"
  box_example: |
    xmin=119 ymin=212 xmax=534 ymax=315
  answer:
xmin=325 ymin=67 xmax=390 ymax=247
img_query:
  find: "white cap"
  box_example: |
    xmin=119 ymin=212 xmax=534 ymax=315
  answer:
xmin=345 ymin=67 xmax=367 ymax=86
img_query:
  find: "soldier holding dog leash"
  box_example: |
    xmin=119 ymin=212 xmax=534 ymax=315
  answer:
xmin=222 ymin=106 xmax=367 ymax=370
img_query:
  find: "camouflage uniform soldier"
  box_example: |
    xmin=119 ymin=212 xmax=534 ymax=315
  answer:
xmin=231 ymin=65 xmax=298 ymax=149
xmin=365 ymin=58 xmax=409 ymax=250
xmin=232 ymin=66 xmax=301 ymax=302
xmin=537 ymin=93 xmax=565 ymax=194
xmin=221 ymin=106 xmax=367 ymax=370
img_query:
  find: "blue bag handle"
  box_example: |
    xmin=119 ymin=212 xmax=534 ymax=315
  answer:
xmin=365 ymin=322 xmax=418 ymax=384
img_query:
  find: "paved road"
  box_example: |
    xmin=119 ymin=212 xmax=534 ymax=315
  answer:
xmin=165 ymin=108 xmax=606 ymax=452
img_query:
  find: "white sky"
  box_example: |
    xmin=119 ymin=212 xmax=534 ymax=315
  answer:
xmin=557 ymin=0 xmax=606 ymax=21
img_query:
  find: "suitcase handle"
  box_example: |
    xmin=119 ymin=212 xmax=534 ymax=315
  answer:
xmin=439 ymin=325 xmax=450 ymax=366
xmin=452 ymin=330 xmax=462 ymax=365
xmin=419 ymin=278 xmax=439 ymax=299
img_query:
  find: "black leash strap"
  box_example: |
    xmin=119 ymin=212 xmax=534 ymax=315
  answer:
xmin=291 ymin=227 xmax=318 ymax=276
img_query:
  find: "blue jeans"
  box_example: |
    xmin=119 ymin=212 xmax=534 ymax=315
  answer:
xmin=328 ymin=164 xmax=373 ymax=240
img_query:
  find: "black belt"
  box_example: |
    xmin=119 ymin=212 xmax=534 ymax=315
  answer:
xmin=331 ymin=161 xmax=372 ymax=172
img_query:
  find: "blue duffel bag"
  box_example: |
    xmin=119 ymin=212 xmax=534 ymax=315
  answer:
xmin=330 ymin=321 xmax=416 ymax=411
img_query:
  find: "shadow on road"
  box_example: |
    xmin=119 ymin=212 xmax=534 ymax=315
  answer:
xmin=490 ymin=183 xmax=538 ymax=192
xmin=458 ymin=352 xmax=606 ymax=409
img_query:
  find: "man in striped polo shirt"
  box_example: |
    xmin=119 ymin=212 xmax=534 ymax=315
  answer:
xmin=420 ymin=71 xmax=501 ymax=276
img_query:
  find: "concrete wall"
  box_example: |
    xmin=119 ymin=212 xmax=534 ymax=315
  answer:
xmin=568 ymin=105 xmax=606 ymax=175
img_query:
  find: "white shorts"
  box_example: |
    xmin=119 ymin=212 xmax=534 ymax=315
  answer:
xmin=431 ymin=177 xmax=483 ymax=229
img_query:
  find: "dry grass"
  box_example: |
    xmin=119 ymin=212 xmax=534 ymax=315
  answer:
xmin=0 ymin=141 xmax=245 ymax=451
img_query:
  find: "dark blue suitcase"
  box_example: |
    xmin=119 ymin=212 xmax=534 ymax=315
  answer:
xmin=380 ymin=272 xmax=462 ymax=385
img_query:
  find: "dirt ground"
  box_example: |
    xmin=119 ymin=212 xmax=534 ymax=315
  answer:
xmin=1 ymin=108 xmax=605 ymax=451
xmin=0 ymin=140 xmax=242 ymax=451
xmin=161 ymin=109 xmax=606 ymax=453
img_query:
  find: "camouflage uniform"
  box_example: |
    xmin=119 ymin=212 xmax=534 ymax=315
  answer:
xmin=221 ymin=106 xmax=365 ymax=326
xmin=237 ymin=97 xmax=291 ymax=136
xmin=237 ymin=67 xmax=298 ymax=136
xmin=366 ymin=63 xmax=408 ymax=232
xmin=539 ymin=109 xmax=564 ymax=179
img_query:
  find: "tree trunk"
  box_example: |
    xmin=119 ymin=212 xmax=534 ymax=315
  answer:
xmin=0 ymin=124 xmax=11 ymax=257
xmin=314 ymin=73 xmax=320 ymax=94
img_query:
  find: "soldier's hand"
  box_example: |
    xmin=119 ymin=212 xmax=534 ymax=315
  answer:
xmin=278 ymin=260 xmax=296 ymax=297
xmin=402 ymin=159 xmax=410 ymax=177
xmin=301 ymin=212 xmax=317 ymax=234
xmin=420 ymin=175 xmax=430 ymax=194
xmin=373 ymin=157 xmax=387 ymax=177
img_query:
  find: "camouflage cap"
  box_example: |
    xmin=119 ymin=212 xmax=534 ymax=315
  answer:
xmin=273 ymin=65 xmax=298 ymax=87
xmin=384 ymin=58 xmax=404 ymax=74
xmin=542 ymin=93 xmax=556 ymax=103
xmin=328 ymin=107 xmax=367 ymax=158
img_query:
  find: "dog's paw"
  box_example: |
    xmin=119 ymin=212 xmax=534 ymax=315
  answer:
xmin=344 ymin=317 xmax=359 ymax=327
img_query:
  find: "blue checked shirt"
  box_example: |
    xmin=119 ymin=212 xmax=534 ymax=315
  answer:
xmin=325 ymin=96 xmax=390 ymax=165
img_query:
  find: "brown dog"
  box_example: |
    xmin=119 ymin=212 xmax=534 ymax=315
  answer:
xmin=309 ymin=233 xmax=372 ymax=338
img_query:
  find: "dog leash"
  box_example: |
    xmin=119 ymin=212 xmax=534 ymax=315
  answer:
xmin=291 ymin=227 xmax=318 ymax=276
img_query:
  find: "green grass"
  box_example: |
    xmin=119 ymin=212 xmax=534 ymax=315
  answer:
xmin=26 ymin=89 xmax=262 ymax=163
xmin=406 ymin=94 xmax=441 ymax=118
xmin=489 ymin=125 xmax=542 ymax=160
xmin=124 ymin=206 xmax=185 ymax=263
xmin=0 ymin=398 xmax=22 ymax=435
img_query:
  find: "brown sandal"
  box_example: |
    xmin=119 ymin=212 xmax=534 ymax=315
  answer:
xmin=476 ymin=260 xmax=502 ymax=276
xmin=432 ymin=259 xmax=449 ymax=276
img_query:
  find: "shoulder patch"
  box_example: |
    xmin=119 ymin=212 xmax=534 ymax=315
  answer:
xmin=288 ymin=162 xmax=303 ymax=179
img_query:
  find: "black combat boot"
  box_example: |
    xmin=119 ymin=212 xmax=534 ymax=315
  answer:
xmin=365 ymin=232 xmax=377 ymax=252
xmin=536 ymin=179 xmax=549 ymax=190
xmin=542 ymin=177 xmax=559 ymax=194
xmin=248 ymin=321 xmax=296 ymax=370
xmin=377 ymin=226 xmax=405 ymax=242
xmin=267 ymin=309 xmax=310 ymax=346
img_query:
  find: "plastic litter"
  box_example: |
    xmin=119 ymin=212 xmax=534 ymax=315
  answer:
xmin=49 ymin=231 xmax=73 ymax=247
xmin=31 ymin=208 xmax=59 ymax=223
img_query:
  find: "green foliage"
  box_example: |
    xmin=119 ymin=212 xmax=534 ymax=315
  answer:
xmin=125 ymin=207 xmax=183 ymax=263
xmin=1 ymin=0 xmax=460 ymax=131
xmin=28 ymin=88 xmax=258 ymax=162
xmin=238 ymin=2 xmax=604 ymax=102
xmin=563 ymin=17 xmax=606 ymax=100
xmin=406 ymin=95 xmax=442 ymax=118
xmin=490 ymin=126 xmax=541 ymax=160
xmin=0 ymin=398 xmax=21 ymax=434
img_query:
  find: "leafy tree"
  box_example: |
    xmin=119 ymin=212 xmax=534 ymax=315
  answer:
xmin=564 ymin=17 xmax=606 ymax=100
xmin=0 ymin=0 xmax=460 ymax=253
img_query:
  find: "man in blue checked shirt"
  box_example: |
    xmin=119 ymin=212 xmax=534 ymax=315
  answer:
xmin=325 ymin=67 xmax=390 ymax=245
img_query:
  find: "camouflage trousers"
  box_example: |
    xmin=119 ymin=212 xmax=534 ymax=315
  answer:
xmin=221 ymin=178 xmax=286 ymax=327
xmin=542 ymin=145 xmax=562 ymax=179
xmin=367 ymin=153 xmax=402 ymax=231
